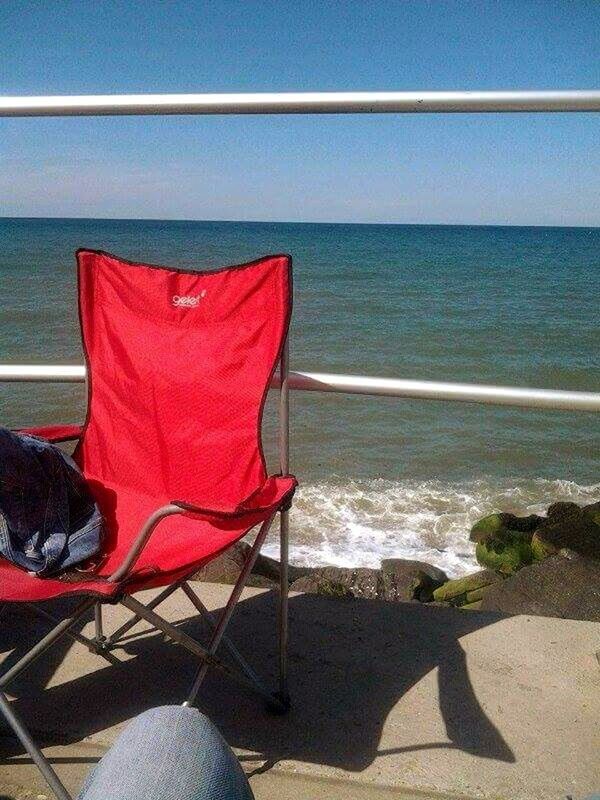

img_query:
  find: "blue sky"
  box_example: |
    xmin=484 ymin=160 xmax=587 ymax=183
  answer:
xmin=1 ymin=1 xmax=598 ymax=225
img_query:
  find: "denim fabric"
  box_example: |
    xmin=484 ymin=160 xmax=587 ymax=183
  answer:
xmin=0 ymin=426 xmax=103 ymax=574
xmin=77 ymin=706 xmax=254 ymax=800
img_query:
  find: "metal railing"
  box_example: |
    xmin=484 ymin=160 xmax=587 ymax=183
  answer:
xmin=2 ymin=89 xmax=598 ymax=414
xmin=1 ymin=365 xmax=598 ymax=413
xmin=1 ymin=90 xmax=600 ymax=116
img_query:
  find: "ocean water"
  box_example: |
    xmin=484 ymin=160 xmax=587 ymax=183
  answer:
xmin=1 ymin=217 xmax=598 ymax=576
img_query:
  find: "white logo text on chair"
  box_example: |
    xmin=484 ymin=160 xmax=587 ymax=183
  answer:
xmin=172 ymin=290 xmax=207 ymax=308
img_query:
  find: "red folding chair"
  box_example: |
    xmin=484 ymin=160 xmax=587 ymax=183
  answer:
xmin=0 ymin=250 xmax=296 ymax=800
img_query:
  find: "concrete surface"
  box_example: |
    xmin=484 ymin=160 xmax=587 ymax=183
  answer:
xmin=0 ymin=583 xmax=598 ymax=800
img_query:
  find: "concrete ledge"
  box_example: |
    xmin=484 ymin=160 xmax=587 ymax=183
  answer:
xmin=1 ymin=583 xmax=598 ymax=799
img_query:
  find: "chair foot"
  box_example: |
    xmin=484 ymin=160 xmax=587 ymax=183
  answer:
xmin=265 ymin=691 xmax=290 ymax=715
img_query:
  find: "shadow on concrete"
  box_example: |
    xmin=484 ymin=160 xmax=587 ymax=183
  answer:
xmin=0 ymin=601 xmax=80 ymax=692
xmin=0 ymin=589 xmax=514 ymax=773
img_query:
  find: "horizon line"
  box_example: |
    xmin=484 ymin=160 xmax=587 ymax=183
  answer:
xmin=1 ymin=215 xmax=599 ymax=230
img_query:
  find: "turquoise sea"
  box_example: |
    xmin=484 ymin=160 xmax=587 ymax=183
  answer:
xmin=1 ymin=218 xmax=598 ymax=575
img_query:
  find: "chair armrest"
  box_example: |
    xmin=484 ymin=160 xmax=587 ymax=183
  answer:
xmin=172 ymin=475 xmax=297 ymax=519
xmin=17 ymin=424 xmax=83 ymax=443
xmin=108 ymin=504 xmax=184 ymax=583
xmin=108 ymin=476 xmax=297 ymax=584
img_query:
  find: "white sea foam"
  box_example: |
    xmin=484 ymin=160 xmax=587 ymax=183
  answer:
xmin=263 ymin=477 xmax=600 ymax=577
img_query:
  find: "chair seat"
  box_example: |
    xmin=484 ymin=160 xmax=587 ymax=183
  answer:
xmin=0 ymin=559 xmax=120 ymax=603
xmin=0 ymin=475 xmax=296 ymax=602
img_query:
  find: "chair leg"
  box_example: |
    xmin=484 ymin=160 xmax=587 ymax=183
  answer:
xmin=94 ymin=603 xmax=104 ymax=643
xmin=183 ymin=514 xmax=276 ymax=707
xmin=181 ymin=582 xmax=271 ymax=699
xmin=0 ymin=599 xmax=96 ymax=690
xmin=277 ymin=335 xmax=291 ymax=711
xmin=0 ymin=691 xmax=72 ymax=800
xmin=0 ymin=600 xmax=104 ymax=800
xmin=104 ymin=581 xmax=184 ymax=647
xmin=25 ymin=604 xmax=121 ymax=667
xmin=277 ymin=507 xmax=290 ymax=709
xmin=119 ymin=594 xmax=278 ymax=707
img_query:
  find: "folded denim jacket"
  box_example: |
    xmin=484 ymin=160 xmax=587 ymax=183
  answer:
xmin=0 ymin=426 xmax=103 ymax=575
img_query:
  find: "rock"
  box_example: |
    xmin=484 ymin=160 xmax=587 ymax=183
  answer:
xmin=290 ymin=566 xmax=380 ymax=599
xmin=470 ymin=501 xmax=600 ymax=573
xmin=470 ymin=512 xmax=541 ymax=544
xmin=194 ymin=542 xmax=277 ymax=588
xmin=194 ymin=541 xmax=314 ymax=588
xmin=470 ymin=514 xmax=538 ymax=573
xmin=505 ymin=513 xmax=545 ymax=534
xmin=465 ymin=587 xmax=486 ymax=603
xmin=583 ymin=501 xmax=600 ymax=526
xmin=475 ymin=531 xmax=533 ymax=575
xmin=479 ymin=552 xmax=600 ymax=621
xmin=470 ymin=513 xmax=505 ymax=543
xmin=194 ymin=542 xmax=250 ymax=584
xmin=379 ymin=559 xmax=447 ymax=602
xmin=245 ymin=574 xmax=278 ymax=589
xmin=432 ymin=569 xmax=502 ymax=603
xmin=249 ymin=548 xmax=314 ymax=584
xmin=547 ymin=501 xmax=581 ymax=520
xmin=531 ymin=508 xmax=600 ymax=561
xmin=530 ymin=533 xmax=552 ymax=561
xmin=289 ymin=559 xmax=448 ymax=603
xmin=381 ymin=558 xmax=447 ymax=582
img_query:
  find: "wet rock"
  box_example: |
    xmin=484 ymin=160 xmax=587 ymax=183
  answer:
xmin=465 ymin=587 xmax=486 ymax=603
xmin=194 ymin=542 xmax=249 ymax=584
xmin=470 ymin=513 xmax=537 ymax=573
xmin=470 ymin=512 xmax=541 ymax=544
xmin=504 ymin=513 xmax=545 ymax=534
xmin=583 ymin=501 xmax=600 ymax=525
xmin=194 ymin=541 xmax=314 ymax=588
xmin=432 ymin=568 xmax=502 ymax=604
xmin=475 ymin=531 xmax=533 ymax=575
xmin=479 ymin=552 xmax=600 ymax=621
xmin=290 ymin=566 xmax=380 ymax=599
xmin=531 ymin=507 xmax=600 ymax=561
xmin=470 ymin=513 xmax=505 ymax=543
xmin=461 ymin=600 xmax=483 ymax=610
xmin=530 ymin=532 xmax=554 ymax=561
xmin=194 ymin=542 xmax=277 ymax=588
xmin=247 ymin=547 xmax=314 ymax=584
xmin=289 ymin=560 xmax=446 ymax=602
xmin=379 ymin=559 xmax=447 ymax=602
xmin=547 ymin=501 xmax=581 ymax=520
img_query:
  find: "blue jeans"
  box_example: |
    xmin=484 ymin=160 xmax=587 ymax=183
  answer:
xmin=77 ymin=706 xmax=254 ymax=800
xmin=0 ymin=427 xmax=103 ymax=574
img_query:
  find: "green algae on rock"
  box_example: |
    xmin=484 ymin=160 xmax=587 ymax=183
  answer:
xmin=470 ymin=512 xmax=540 ymax=575
xmin=470 ymin=512 xmax=541 ymax=544
xmin=432 ymin=569 xmax=502 ymax=604
xmin=475 ymin=531 xmax=534 ymax=575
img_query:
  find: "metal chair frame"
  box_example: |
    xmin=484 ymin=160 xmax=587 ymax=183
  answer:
xmin=0 ymin=341 xmax=292 ymax=800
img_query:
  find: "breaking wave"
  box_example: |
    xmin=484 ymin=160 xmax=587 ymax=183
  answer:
xmin=263 ymin=477 xmax=600 ymax=577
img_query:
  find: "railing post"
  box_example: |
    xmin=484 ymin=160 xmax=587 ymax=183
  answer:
xmin=278 ymin=338 xmax=290 ymax=703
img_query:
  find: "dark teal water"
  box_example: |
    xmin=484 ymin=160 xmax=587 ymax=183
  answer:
xmin=1 ymin=218 xmax=598 ymax=574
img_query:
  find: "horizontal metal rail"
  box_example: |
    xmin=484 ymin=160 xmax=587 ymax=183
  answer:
xmin=1 ymin=90 xmax=600 ymax=117
xmin=1 ymin=365 xmax=598 ymax=413
xmin=0 ymin=365 xmax=86 ymax=381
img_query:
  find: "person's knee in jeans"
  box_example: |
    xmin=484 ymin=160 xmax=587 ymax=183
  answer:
xmin=78 ymin=706 xmax=253 ymax=800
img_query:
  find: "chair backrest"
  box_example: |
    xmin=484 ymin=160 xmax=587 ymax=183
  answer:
xmin=74 ymin=250 xmax=292 ymax=510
